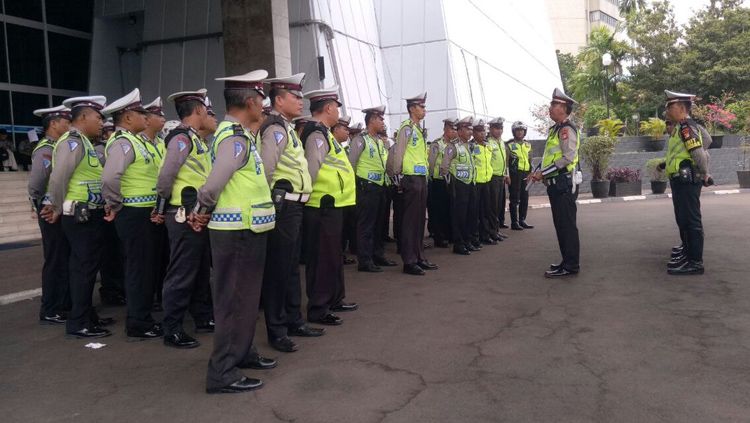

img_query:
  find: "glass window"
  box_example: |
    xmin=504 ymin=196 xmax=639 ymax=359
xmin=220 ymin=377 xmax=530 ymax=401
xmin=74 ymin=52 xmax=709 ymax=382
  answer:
xmin=0 ymin=90 xmax=11 ymax=125
xmin=45 ymin=0 xmax=95 ymax=33
xmin=48 ymin=33 xmax=90 ymax=91
xmin=11 ymin=92 xmax=49 ymax=126
xmin=0 ymin=24 xmax=7 ymax=83
xmin=3 ymin=0 xmax=43 ymax=21
xmin=52 ymin=96 xmax=68 ymax=108
xmin=6 ymin=24 xmax=47 ymax=87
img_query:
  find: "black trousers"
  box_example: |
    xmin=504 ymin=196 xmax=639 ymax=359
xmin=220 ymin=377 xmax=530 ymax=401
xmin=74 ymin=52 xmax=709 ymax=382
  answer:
xmin=99 ymin=220 xmax=124 ymax=300
xmin=62 ymin=211 xmax=104 ymax=333
xmin=37 ymin=216 xmax=70 ymax=318
xmin=497 ymin=176 xmax=507 ymax=225
xmin=114 ymin=206 xmax=158 ymax=332
xmin=399 ymin=175 xmax=427 ymax=265
xmin=381 ymin=185 xmax=394 ymax=241
xmin=342 ymin=205 xmax=357 ymax=255
xmin=476 ymin=182 xmax=494 ymax=240
xmin=547 ymin=180 xmax=580 ymax=271
xmin=488 ymin=176 xmax=503 ymax=234
xmin=356 ymin=178 xmax=387 ymax=265
xmin=153 ymin=223 xmax=170 ymax=304
xmin=450 ymin=180 xmax=473 ymax=247
xmin=428 ymin=178 xmax=450 ymax=243
xmin=510 ymin=169 xmax=530 ymax=223
xmin=262 ymin=200 xmax=305 ymax=341
xmin=392 ymin=185 xmax=403 ymax=249
xmin=304 ymin=206 xmax=345 ymax=321
xmin=468 ymin=183 xmax=480 ymax=243
xmin=162 ymin=212 xmax=213 ymax=336
xmin=206 ymin=229 xmax=267 ymax=390
xmin=670 ymin=180 xmax=704 ymax=262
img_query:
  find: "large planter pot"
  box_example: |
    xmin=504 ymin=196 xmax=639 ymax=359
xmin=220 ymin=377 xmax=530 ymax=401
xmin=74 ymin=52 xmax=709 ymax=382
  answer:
xmin=645 ymin=138 xmax=666 ymax=152
xmin=590 ymin=180 xmax=610 ymax=198
xmin=708 ymin=135 xmax=723 ymax=149
xmin=650 ymin=180 xmax=668 ymax=194
xmin=609 ymin=180 xmax=643 ymax=197
xmin=738 ymin=170 xmax=750 ymax=188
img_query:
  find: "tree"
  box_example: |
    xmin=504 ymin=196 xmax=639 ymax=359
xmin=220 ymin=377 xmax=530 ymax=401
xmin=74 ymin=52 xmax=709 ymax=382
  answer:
xmin=568 ymin=26 xmax=631 ymax=108
xmin=619 ymin=0 xmax=646 ymax=16
xmin=556 ymin=51 xmax=576 ymax=94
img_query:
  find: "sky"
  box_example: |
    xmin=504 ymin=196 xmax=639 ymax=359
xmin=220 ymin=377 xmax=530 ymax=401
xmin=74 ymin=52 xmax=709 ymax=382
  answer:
xmin=671 ymin=0 xmax=711 ymax=25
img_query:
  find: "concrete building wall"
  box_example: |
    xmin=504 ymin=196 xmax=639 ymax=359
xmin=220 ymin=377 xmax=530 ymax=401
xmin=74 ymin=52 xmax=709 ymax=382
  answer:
xmin=545 ymin=0 xmax=621 ymax=55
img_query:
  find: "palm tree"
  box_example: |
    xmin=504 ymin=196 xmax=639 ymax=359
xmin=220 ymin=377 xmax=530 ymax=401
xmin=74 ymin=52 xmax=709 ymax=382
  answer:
xmin=569 ymin=27 xmax=631 ymax=104
xmin=619 ymin=0 xmax=646 ymax=16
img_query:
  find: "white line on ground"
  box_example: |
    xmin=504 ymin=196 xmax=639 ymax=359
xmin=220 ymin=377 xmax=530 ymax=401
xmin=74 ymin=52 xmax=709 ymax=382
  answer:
xmin=0 ymin=288 xmax=41 ymax=305
xmin=623 ymin=195 xmax=647 ymax=201
xmin=713 ymin=189 xmax=740 ymax=195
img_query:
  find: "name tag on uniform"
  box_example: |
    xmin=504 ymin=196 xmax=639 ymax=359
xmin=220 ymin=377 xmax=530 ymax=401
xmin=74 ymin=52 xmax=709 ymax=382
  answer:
xmin=413 ymin=165 xmax=427 ymax=175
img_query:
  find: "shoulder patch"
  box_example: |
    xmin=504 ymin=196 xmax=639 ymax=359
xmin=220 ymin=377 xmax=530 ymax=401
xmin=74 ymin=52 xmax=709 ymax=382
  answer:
xmin=316 ymin=139 xmax=325 ymax=149
xmin=177 ymin=140 xmax=187 ymax=152
xmin=67 ymin=140 xmax=79 ymax=151
xmin=274 ymin=131 xmax=285 ymax=144
xmin=120 ymin=142 xmax=131 ymax=155
xmin=404 ymin=127 xmax=412 ymax=138
xmin=42 ymin=158 xmax=51 ymax=169
xmin=234 ymin=141 xmax=244 ymax=158
xmin=560 ymin=128 xmax=569 ymax=141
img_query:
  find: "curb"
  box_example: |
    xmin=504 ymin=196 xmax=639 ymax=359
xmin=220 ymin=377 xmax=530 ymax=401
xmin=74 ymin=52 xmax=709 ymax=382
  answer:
xmin=530 ymin=188 xmax=750 ymax=209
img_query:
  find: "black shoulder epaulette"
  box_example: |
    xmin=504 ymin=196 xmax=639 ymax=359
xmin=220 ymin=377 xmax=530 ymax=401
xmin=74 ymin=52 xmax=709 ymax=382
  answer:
xmin=67 ymin=129 xmax=81 ymax=139
xmin=259 ymin=113 xmax=286 ymax=137
xmin=231 ymin=123 xmax=245 ymax=136
xmin=163 ymin=126 xmax=191 ymax=149
xmin=300 ymin=121 xmax=330 ymax=149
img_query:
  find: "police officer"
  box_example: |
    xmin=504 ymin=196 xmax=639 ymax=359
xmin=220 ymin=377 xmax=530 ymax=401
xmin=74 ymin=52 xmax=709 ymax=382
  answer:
xmin=440 ymin=116 xmax=476 ymax=255
xmin=387 ymin=92 xmax=437 ymax=275
xmin=155 ymin=89 xmax=214 ymax=348
xmin=201 ymin=96 xmax=219 ymax=141
xmin=472 ymin=119 xmax=496 ymax=245
xmin=527 ymin=89 xmax=580 ymax=278
xmin=487 ymin=117 xmax=510 ymax=238
xmin=29 ymin=105 xmax=72 ymax=325
xmin=663 ymin=90 xmax=711 ymax=275
xmin=192 ymin=70 xmax=276 ymax=394
xmin=301 ymin=86 xmax=358 ymax=325
xmin=101 ymin=88 xmax=163 ymax=338
xmin=258 ymin=73 xmax=323 ymax=353
xmin=93 ymin=118 xmax=127 ymax=306
xmin=293 ymin=115 xmax=310 ymax=138
xmin=42 ymin=95 xmax=113 ymax=338
xmin=334 ymin=115 xmax=357 ymax=264
xmin=427 ymin=119 xmax=456 ymax=248
xmin=349 ymin=105 xmax=397 ymax=272
xmin=508 ymin=121 xmax=534 ymax=230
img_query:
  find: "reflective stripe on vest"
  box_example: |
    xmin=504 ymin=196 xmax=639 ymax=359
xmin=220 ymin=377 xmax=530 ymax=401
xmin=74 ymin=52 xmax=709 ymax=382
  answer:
xmin=542 ymin=125 xmax=580 ymax=177
xmin=271 ymin=122 xmax=313 ymax=194
xmin=666 ymin=125 xmax=702 ymax=177
xmin=449 ymin=143 xmax=475 ymax=184
xmin=398 ymin=119 xmax=428 ymax=176
xmin=53 ymin=131 xmax=104 ymax=206
xmin=432 ymin=137 xmax=447 ymax=178
xmin=106 ymin=131 xmax=159 ymax=207
xmin=208 ymin=120 xmax=275 ymax=232
xmin=488 ymin=137 xmax=506 ymax=176
xmin=472 ymin=143 xmax=493 ymax=183
xmin=307 ymin=131 xmax=356 ymax=208
xmin=509 ymin=141 xmax=532 ymax=172
xmin=355 ymin=133 xmax=388 ymax=185
xmin=170 ymin=129 xmax=212 ymax=206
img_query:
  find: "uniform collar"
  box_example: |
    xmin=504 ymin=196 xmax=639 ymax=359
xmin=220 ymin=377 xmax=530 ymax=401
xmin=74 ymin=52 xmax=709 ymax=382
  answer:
xmin=270 ymin=109 xmax=290 ymax=124
xmin=224 ymin=114 xmax=240 ymax=124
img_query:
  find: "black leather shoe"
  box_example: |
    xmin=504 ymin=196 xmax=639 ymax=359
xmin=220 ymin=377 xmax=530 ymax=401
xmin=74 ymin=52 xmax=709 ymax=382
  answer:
xmin=544 ymin=267 xmax=578 ymax=278
xmin=164 ymin=332 xmax=200 ymax=349
xmin=668 ymin=256 xmax=687 ymax=269
xmin=206 ymin=377 xmax=263 ymax=394
xmin=497 ymin=232 xmax=509 ymax=240
xmin=500 ymin=223 xmax=509 ymax=229
xmin=466 ymin=243 xmax=480 ymax=252
xmin=511 ymin=222 xmax=523 ymax=230
xmin=288 ymin=325 xmax=325 ymax=337
xmin=453 ymin=246 xmax=470 ymax=255
xmin=403 ymin=264 xmax=426 ymax=275
xmin=481 ymin=238 xmax=498 ymax=245
xmin=127 ymin=324 xmax=164 ymax=339
xmin=672 ymin=244 xmax=684 ymax=253
xmin=343 ymin=256 xmax=356 ymax=265
xmin=95 ymin=317 xmax=116 ymax=327
xmin=471 ymin=241 xmax=482 ymax=250
xmin=417 ymin=260 xmax=438 ymax=270
xmin=240 ymin=355 xmax=277 ymax=370
xmin=270 ymin=336 xmax=298 ymax=352
xmin=311 ymin=313 xmax=343 ymax=326
xmin=373 ymin=256 xmax=398 ymax=267
xmin=101 ymin=294 xmax=126 ymax=306
xmin=358 ymin=263 xmax=383 ymax=273
xmin=40 ymin=314 xmax=66 ymax=325
xmin=520 ymin=221 xmax=534 ymax=229
xmin=667 ymin=260 xmax=704 ymax=275
xmin=331 ymin=302 xmax=359 ymax=312
xmin=195 ymin=319 xmax=215 ymax=333
xmin=435 ymin=240 xmax=449 ymax=248
xmin=67 ymin=326 xmax=112 ymax=339
xmin=670 ymin=250 xmax=685 ymax=259
xmin=489 ymin=234 xmax=503 ymax=242
xmin=549 ymin=263 xmax=563 ymax=271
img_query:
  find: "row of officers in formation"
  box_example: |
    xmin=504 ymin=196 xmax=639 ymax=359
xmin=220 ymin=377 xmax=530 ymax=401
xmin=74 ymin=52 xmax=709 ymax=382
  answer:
xmin=26 ymin=64 xmax=708 ymax=393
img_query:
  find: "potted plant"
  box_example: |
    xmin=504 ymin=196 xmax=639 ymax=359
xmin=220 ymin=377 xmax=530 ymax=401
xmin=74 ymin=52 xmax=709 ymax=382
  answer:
xmin=596 ymin=118 xmax=625 ymax=138
xmin=645 ymin=158 xmax=668 ymax=194
xmin=606 ymin=166 xmax=642 ymax=197
xmin=579 ymin=135 xmax=617 ymax=198
xmin=639 ymin=117 xmax=667 ymax=152
xmin=739 ymin=137 xmax=750 ymax=188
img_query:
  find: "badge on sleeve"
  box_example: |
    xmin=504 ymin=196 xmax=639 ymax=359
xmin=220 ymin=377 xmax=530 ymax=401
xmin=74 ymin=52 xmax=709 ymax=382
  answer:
xmin=234 ymin=141 xmax=244 ymax=158
xmin=42 ymin=159 xmax=51 ymax=168
xmin=119 ymin=143 xmax=130 ymax=155
xmin=316 ymin=139 xmax=324 ymax=149
xmin=561 ymin=128 xmax=569 ymax=141
xmin=404 ymin=127 xmax=412 ymax=138
xmin=67 ymin=140 xmax=79 ymax=151
xmin=177 ymin=140 xmax=187 ymax=152
xmin=274 ymin=131 xmax=285 ymax=144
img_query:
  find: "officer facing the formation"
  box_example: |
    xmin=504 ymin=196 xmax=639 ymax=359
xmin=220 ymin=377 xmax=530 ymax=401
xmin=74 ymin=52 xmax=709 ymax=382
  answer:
xmin=348 ymin=105 xmax=398 ymax=272
xmin=192 ymin=70 xmax=276 ymax=394
xmin=427 ymin=119 xmax=457 ymax=248
xmin=471 ymin=119 xmax=497 ymax=245
xmin=508 ymin=121 xmax=534 ymax=230
xmin=387 ymin=92 xmax=437 ymax=275
xmin=29 ymin=105 xmax=72 ymax=325
xmin=155 ymin=88 xmax=214 ymax=349
xmin=440 ymin=116 xmax=476 ymax=255
xmin=663 ymin=90 xmax=711 ymax=275
xmin=101 ymin=88 xmax=163 ymax=338
xmin=301 ymin=86 xmax=358 ymax=325
xmin=258 ymin=73 xmax=323 ymax=354
xmin=527 ymin=88 xmax=581 ymax=278
xmin=42 ymin=96 xmax=113 ymax=338
xmin=486 ymin=117 xmax=510 ymax=236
